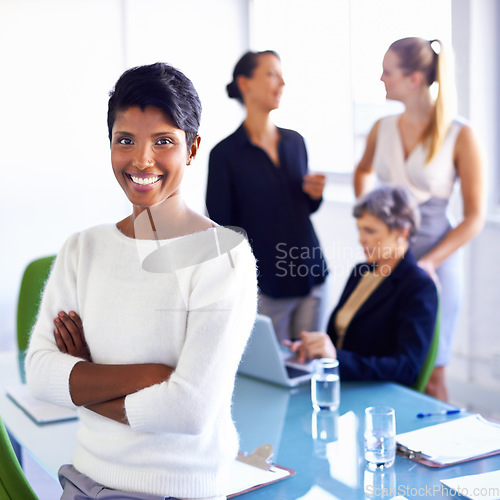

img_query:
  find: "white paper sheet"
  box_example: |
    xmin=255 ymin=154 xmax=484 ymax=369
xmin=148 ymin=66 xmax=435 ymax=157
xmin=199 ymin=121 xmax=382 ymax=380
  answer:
xmin=227 ymin=459 xmax=291 ymax=496
xmin=441 ymin=470 xmax=500 ymax=500
xmin=396 ymin=415 xmax=500 ymax=465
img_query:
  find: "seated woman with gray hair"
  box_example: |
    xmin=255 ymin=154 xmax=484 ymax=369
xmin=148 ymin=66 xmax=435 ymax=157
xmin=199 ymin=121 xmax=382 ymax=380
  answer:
xmin=285 ymin=185 xmax=438 ymax=386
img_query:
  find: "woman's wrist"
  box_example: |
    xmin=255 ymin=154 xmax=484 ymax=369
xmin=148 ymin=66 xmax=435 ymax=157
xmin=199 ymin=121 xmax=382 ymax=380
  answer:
xmin=68 ymin=362 xmax=174 ymax=407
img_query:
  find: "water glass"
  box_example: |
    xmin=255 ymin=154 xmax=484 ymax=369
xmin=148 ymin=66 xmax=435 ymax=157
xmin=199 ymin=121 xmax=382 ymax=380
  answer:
xmin=364 ymin=406 xmax=396 ymax=469
xmin=311 ymin=358 xmax=340 ymax=411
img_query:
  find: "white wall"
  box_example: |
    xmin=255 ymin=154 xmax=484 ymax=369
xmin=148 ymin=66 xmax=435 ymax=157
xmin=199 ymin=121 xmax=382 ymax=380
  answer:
xmin=446 ymin=0 xmax=500 ymax=416
xmin=0 ymin=0 xmax=250 ymax=349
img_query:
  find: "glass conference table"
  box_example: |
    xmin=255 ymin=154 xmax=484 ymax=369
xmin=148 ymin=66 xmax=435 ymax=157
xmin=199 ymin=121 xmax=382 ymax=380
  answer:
xmin=1 ymin=350 xmax=499 ymax=499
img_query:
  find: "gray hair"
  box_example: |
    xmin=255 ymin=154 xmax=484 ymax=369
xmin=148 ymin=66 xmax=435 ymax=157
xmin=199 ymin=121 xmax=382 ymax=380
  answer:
xmin=353 ymin=186 xmax=421 ymax=239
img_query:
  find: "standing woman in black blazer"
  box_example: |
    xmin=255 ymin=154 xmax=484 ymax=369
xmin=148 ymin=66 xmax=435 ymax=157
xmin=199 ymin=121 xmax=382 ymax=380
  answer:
xmin=287 ymin=186 xmax=438 ymax=387
xmin=206 ymin=50 xmax=328 ymax=342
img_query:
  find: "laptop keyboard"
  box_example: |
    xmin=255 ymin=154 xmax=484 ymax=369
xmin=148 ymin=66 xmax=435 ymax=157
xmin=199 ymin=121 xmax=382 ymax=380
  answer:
xmin=286 ymin=365 xmax=311 ymax=379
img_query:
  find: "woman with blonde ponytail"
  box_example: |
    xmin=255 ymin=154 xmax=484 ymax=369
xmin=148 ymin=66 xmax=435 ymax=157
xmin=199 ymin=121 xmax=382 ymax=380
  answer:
xmin=354 ymin=37 xmax=485 ymax=401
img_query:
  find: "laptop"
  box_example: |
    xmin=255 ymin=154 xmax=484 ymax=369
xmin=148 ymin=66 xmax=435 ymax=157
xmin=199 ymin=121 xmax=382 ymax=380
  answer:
xmin=238 ymin=314 xmax=315 ymax=387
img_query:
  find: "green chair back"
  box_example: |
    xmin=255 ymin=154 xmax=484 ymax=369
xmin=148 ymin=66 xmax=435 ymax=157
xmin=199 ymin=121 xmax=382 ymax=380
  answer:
xmin=0 ymin=415 xmax=38 ymax=499
xmin=412 ymin=307 xmax=440 ymax=393
xmin=16 ymin=256 xmax=56 ymax=353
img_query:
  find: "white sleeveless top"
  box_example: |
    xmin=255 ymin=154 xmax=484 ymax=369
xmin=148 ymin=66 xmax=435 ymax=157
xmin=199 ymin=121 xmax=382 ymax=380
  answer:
xmin=373 ymin=114 xmax=464 ymax=204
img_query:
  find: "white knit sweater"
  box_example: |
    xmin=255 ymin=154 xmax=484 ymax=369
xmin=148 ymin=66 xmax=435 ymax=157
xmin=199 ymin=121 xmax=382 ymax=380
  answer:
xmin=25 ymin=224 xmax=257 ymax=498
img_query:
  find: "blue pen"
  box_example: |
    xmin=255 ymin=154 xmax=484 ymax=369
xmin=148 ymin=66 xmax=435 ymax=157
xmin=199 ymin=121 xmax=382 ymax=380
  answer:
xmin=417 ymin=409 xmax=465 ymax=418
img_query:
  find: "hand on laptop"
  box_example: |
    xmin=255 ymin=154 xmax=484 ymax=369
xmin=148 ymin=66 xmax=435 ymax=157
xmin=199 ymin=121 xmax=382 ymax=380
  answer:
xmin=53 ymin=311 xmax=92 ymax=362
xmin=282 ymin=331 xmax=337 ymax=364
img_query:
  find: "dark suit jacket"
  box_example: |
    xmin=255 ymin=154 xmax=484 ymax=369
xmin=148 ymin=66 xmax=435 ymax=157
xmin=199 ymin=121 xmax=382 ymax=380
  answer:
xmin=327 ymin=251 xmax=438 ymax=386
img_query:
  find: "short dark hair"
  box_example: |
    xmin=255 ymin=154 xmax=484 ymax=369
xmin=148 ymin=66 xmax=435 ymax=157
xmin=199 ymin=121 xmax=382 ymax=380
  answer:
xmin=353 ymin=186 xmax=421 ymax=239
xmin=226 ymin=50 xmax=280 ymax=103
xmin=107 ymin=62 xmax=201 ymax=149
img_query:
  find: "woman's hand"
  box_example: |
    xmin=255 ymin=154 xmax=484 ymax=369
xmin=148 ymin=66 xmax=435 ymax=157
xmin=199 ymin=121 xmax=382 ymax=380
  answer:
xmin=283 ymin=331 xmax=336 ymax=363
xmin=54 ymin=311 xmax=91 ymax=362
xmin=417 ymin=258 xmax=441 ymax=291
xmin=51 ymin=314 xmax=174 ymax=423
xmin=302 ymin=174 xmax=326 ymax=200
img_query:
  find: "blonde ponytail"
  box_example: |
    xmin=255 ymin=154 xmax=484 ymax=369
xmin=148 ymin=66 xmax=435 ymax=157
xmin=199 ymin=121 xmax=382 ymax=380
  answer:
xmin=389 ymin=38 xmax=457 ymax=163
xmin=424 ymin=40 xmax=457 ymax=163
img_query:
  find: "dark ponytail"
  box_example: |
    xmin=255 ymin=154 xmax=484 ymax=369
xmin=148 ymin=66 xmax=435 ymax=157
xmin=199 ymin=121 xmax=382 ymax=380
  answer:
xmin=226 ymin=80 xmax=242 ymax=100
xmin=226 ymin=50 xmax=280 ymax=103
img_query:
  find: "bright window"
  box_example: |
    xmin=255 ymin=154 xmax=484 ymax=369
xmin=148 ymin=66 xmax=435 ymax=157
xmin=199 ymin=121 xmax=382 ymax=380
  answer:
xmin=251 ymin=0 xmax=452 ymax=173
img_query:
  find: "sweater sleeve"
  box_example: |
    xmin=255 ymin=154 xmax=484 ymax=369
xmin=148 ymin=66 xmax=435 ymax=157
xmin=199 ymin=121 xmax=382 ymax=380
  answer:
xmin=125 ymin=236 xmax=257 ymax=435
xmin=206 ymin=146 xmax=235 ymax=227
xmin=25 ymin=233 xmax=85 ymax=409
xmin=337 ymin=275 xmax=438 ymax=386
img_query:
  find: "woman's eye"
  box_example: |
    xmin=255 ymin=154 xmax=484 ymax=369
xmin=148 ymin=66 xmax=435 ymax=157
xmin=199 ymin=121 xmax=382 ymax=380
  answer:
xmin=156 ymin=138 xmax=173 ymax=146
xmin=118 ymin=138 xmax=133 ymax=145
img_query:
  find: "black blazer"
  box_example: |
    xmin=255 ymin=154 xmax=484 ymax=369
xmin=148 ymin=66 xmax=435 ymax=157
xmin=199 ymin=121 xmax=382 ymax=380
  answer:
xmin=328 ymin=251 xmax=438 ymax=386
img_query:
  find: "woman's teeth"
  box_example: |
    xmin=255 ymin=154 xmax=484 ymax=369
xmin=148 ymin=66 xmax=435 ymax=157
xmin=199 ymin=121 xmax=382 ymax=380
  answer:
xmin=130 ymin=175 xmax=160 ymax=185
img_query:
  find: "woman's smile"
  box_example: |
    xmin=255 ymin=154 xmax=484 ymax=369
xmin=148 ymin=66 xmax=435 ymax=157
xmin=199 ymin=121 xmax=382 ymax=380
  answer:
xmin=111 ymin=106 xmax=191 ymax=210
xmin=125 ymin=173 xmax=164 ymax=190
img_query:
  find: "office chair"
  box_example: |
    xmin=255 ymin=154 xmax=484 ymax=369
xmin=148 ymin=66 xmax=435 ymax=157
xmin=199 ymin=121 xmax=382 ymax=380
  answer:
xmin=0 ymin=415 xmax=38 ymax=499
xmin=17 ymin=255 xmax=56 ymax=353
xmin=16 ymin=255 xmax=56 ymax=381
xmin=412 ymin=308 xmax=440 ymax=393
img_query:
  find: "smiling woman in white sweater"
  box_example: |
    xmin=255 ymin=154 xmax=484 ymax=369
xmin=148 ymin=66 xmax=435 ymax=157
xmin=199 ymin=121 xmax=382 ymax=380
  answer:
xmin=25 ymin=63 xmax=257 ymax=500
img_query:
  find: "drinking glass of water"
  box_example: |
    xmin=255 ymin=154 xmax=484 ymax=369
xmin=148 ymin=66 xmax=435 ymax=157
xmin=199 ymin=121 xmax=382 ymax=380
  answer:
xmin=364 ymin=406 xmax=396 ymax=469
xmin=311 ymin=358 xmax=340 ymax=411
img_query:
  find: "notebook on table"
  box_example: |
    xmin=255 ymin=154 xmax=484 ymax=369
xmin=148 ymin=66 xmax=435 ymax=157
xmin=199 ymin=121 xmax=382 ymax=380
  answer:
xmin=7 ymin=384 xmax=78 ymax=425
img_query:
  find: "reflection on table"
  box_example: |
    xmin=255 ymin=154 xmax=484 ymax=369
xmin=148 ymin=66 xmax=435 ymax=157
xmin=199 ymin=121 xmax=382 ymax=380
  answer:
xmin=2 ymin=351 xmax=500 ymax=499
xmin=232 ymin=375 xmax=500 ymax=499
